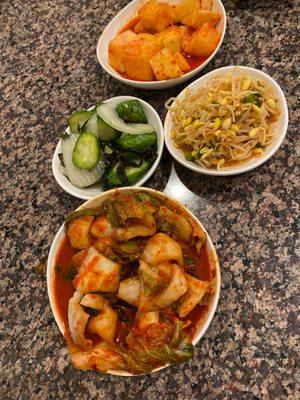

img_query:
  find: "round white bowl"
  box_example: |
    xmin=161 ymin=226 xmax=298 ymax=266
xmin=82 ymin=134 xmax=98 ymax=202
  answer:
xmin=47 ymin=187 xmax=221 ymax=376
xmin=164 ymin=65 xmax=289 ymax=176
xmin=52 ymin=96 xmax=164 ymax=200
xmin=96 ymin=0 xmax=226 ymax=90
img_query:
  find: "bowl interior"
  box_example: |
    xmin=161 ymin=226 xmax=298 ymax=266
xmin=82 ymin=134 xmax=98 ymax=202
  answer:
xmin=164 ymin=66 xmax=289 ymax=175
xmin=47 ymin=187 xmax=220 ymax=376
xmin=96 ymin=0 xmax=226 ymax=89
xmin=52 ymin=96 xmax=164 ymax=200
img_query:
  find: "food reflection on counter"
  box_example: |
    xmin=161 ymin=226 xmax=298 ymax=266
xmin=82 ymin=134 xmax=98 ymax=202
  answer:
xmin=109 ymin=0 xmax=222 ymax=81
xmin=54 ymin=191 xmax=215 ymax=374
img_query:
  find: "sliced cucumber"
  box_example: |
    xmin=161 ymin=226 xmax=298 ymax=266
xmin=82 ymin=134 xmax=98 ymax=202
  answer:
xmin=107 ymin=162 xmax=122 ymax=187
xmin=97 ymin=116 xmax=121 ymax=141
xmin=83 ymin=111 xmax=120 ymax=141
xmin=72 ymin=132 xmax=101 ymax=171
xmin=61 ymin=134 xmax=105 ymax=188
xmin=83 ymin=112 xmax=98 ymax=136
xmin=68 ymin=111 xmax=92 ymax=134
xmin=116 ymin=100 xmax=148 ymax=123
xmin=116 ymin=132 xmax=157 ymax=153
xmin=96 ymin=102 xmax=153 ymax=135
xmin=125 ymin=160 xmax=151 ymax=184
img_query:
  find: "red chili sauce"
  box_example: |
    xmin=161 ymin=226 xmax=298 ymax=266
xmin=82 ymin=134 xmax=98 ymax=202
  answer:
xmin=115 ymin=17 xmax=207 ymax=81
xmin=53 ymin=234 xmax=214 ymax=343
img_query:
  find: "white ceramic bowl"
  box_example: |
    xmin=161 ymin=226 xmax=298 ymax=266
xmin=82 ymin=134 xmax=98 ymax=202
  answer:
xmin=47 ymin=187 xmax=220 ymax=376
xmin=52 ymin=96 xmax=164 ymax=199
xmin=96 ymin=0 xmax=226 ymax=90
xmin=164 ymin=66 xmax=289 ymax=176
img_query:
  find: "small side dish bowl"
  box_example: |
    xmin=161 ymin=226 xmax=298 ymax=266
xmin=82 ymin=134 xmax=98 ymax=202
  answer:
xmin=97 ymin=0 xmax=226 ymax=90
xmin=164 ymin=66 xmax=289 ymax=175
xmin=52 ymin=96 xmax=164 ymax=199
xmin=47 ymin=187 xmax=221 ymax=376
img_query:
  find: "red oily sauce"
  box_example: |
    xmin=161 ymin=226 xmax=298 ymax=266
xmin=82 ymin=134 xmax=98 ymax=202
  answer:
xmin=181 ymin=242 xmax=214 ymax=339
xmin=53 ymin=233 xmax=214 ymax=342
xmin=184 ymin=53 xmax=207 ymax=71
xmin=53 ymin=236 xmax=76 ymax=325
xmin=181 ymin=240 xmax=213 ymax=282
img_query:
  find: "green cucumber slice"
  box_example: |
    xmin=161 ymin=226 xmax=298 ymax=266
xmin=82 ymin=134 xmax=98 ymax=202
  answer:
xmin=125 ymin=160 xmax=151 ymax=184
xmin=60 ymin=134 xmax=105 ymax=188
xmin=107 ymin=162 xmax=123 ymax=187
xmin=72 ymin=131 xmax=101 ymax=170
xmin=116 ymin=132 xmax=157 ymax=152
xmin=97 ymin=116 xmax=121 ymax=141
xmin=68 ymin=111 xmax=92 ymax=134
xmin=83 ymin=111 xmax=120 ymax=141
xmin=116 ymin=100 xmax=148 ymax=123
xmin=96 ymin=102 xmax=153 ymax=135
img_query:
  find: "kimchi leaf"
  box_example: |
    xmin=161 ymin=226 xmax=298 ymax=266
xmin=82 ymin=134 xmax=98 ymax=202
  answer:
xmin=102 ymin=199 xmax=124 ymax=227
xmin=66 ymin=208 xmax=102 ymax=227
xmin=111 ymin=321 xmax=194 ymax=373
xmin=135 ymin=192 xmax=162 ymax=207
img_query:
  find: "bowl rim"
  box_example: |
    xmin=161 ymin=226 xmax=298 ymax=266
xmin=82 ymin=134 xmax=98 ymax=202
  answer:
xmin=96 ymin=0 xmax=227 ymax=88
xmin=164 ymin=65 xmax=289 ymax=176
xmin=47 ymin=186 xmax=221 ymax=376
xmin=52 ymin=95 xmax=164 ymax=199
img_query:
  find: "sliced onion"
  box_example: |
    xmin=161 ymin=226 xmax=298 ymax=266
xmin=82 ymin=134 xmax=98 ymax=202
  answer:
xmin=60 ymin=134 xmax=105 ymax=188
xmin=96 ymin=101 xmax=153 ymax=135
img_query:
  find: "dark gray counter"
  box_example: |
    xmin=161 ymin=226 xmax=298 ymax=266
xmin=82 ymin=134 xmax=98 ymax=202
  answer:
xmin=0 ymin=0 xmax=298 ymax=399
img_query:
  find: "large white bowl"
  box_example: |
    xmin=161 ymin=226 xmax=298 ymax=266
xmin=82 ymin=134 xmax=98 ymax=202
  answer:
xmin=164 ymin=66 xmax=289 ymax=175
xmin=52 ymin=96 xmax=164 ymax=199
xmin=96 ymin=0 xmax=226 ymax=90
xmin=47 ymin=187 xmax=221 ymax=376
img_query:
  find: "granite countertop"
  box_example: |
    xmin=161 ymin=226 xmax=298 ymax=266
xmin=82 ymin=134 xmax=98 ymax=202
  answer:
xmin=0 ymin=0 xmax=299 ymax=399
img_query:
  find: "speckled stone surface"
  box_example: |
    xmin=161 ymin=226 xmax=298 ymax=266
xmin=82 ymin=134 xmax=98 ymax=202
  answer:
xmin=0 ymin=0 xmax=299 ymax=399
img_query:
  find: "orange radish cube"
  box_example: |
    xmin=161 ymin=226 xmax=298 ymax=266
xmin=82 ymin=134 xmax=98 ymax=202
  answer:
xmin=108 ymin=30 xmax=138 ymax=73
xmin=179 ymin=25 xmax=194 ymax=52
xmin=173 ymin=52 xmax=190 ymax=72
xmin=157 ymin=26 xmax=181 ymax=54
xmin=138 ymin=0 xmax=172 ymax=32
xmin=171 ymin=0 xmax=200 ymax=23
xmin=182 ymin=10 xmax=221 ymax=28
xmin=150 ymin=48 xmax=183 ymax=80
xmin=185 ymin=23 xmax=221 ymax=58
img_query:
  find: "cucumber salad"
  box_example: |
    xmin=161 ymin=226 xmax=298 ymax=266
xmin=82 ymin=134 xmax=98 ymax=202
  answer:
xmin=59 ymin=99 xmax=158 ymax=189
